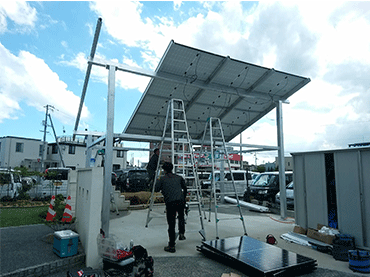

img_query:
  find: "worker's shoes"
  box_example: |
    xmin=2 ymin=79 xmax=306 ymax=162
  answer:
xmin=164 ymin=246 xmax=176 ymax=253
xmin=179 ymin=234 xmax=186 ymax=240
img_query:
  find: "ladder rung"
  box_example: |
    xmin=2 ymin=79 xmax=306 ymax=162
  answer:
xmin=217 ymin=217 xmax=243 ymax=221
xmin=174 ymin=119 xmax=186 ymax=122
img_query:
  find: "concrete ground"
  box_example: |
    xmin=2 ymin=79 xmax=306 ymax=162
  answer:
xmin=1 ymin=203 xmax=365 ymax=277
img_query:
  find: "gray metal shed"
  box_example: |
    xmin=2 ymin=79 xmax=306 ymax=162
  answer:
xmin=292 ymin=147 xmax=370 ymax=249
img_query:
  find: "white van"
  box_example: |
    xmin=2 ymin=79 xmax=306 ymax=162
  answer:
xmin=28 ymin=167 xmax=70 ymax=199
xmin=203 ymin=170 xmax=248 ymax=197
xmin=0 ymin=168 xmax=22 ymax=199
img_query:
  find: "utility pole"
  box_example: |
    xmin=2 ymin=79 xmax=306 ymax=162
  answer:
xmin=40 ymin=105 xmax=55 ymax=172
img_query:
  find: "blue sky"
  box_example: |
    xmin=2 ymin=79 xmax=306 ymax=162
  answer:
xmin=1 ymin=1 xmax=370 ymax=165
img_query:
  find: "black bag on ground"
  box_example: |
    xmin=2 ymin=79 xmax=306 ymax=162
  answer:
xmin=132 ymin=245 xmax=154 ymax=277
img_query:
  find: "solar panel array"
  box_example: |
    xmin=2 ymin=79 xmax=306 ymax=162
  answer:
xmin=124 ymin=41 xmax=310 ymax=142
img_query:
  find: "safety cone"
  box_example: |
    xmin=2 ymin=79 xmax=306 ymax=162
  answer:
xmin=61 ymin=196 xmax=73 ymax=222
xmin=46 ymin=195 xmax=56 ymax=221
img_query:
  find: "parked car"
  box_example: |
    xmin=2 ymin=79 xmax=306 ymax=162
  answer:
xmin=275 ymin=181 xmax=294 ymax=208
xmin=0 ymin=168 xmax=22 ymax=199
xmin=245 ymin=171 xmax=293 ymax=204
xmin=250 ymin=172 xmax=261 ymax=185
xmin=114 ymin=168 xmax=131 ymax=192
xmin=28 ymin=167 xmax=70 ymax=198
xmin=123 ymin=168 xmax=150 ymax=192
xmin=203 ymin=170 xmax=248 ymax=197
xmin=111 ymin=172 xmax=118 ymax=187
xmin=197 ymin=171 xmax=211 ymax=189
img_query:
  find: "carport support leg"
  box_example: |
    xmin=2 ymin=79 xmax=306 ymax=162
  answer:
xmin=277 ymin=100 xmax=287 ymax=220
xmin=101 ymin=65 xmax=117 ymax=236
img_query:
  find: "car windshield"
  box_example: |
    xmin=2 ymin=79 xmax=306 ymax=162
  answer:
xmin=287 ymin=181 xmax=294 ymax=189
xmin=0 ymin=173 xmax=11 ymax=184
xmin=208 ymin=172 xmax=245 ymax=181
xmin=128 ymin=171 xmax=148 ymax=179
xmin=198 ymin=173 xmax=210 ymax=180
xmin=44 ymin=169 xmax=69 ymax=180
xmin=253 ymin=174 xmax=277 ymax=187
xmin=225 ymin=173 xmax=245 ymax=181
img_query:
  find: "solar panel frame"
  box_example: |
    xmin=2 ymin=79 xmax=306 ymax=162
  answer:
xmin=124 ymin=41 xmax=310 ymax=142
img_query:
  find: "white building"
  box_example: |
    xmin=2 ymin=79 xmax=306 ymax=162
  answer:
xmin=0 ymin=136 xmax=127 ymax=172
xmin=275 ymin=156 xmax=294 ymax=171
xmin=0 ymin=136 xmax=44 ymax=171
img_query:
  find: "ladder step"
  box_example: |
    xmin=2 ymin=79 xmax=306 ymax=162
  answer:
xmin=217 ymin=217 xmax=243 ymax=221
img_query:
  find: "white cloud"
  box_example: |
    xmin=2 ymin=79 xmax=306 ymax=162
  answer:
xmin=0 ymin=1 xmax=37 ymax=33
xmin=0 ymin=43 xmax=90 ymax=125
xmin=173 ymin=0 xmax=182 ymax=11
xmin=60 ymin=51 xmax=150 ymax=93
xmin=3 ymin=1 xmax=361 ymax=163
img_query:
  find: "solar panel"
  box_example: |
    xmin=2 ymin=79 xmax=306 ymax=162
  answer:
xmin=124 ymin=41 xmax=310 ymax=142
xmin=198 ymin=236 xmax=317 ymax=276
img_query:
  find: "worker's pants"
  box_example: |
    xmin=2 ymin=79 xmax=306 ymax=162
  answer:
xmin=166 ymin=200 xmax=185 ymax=247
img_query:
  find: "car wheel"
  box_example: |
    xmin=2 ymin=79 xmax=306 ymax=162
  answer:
xmin=243 ymin=189 xmax=251 ymax=202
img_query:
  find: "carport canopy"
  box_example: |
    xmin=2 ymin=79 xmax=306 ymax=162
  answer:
xmin=123 ymin=41 xmax=310 ymax=142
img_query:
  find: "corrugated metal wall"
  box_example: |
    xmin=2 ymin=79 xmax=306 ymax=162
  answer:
xmin=292 ymin=147 xmax=370 ymax=248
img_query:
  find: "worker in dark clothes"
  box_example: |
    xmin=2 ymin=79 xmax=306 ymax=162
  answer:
xmin=156 ymin=162 xmax=187 ymax=253
xmin=146 ymin=148 xmax=159 ymax=190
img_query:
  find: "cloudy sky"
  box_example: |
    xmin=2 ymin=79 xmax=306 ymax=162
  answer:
xmin=0 ymin=1 xmax=369 ymax=165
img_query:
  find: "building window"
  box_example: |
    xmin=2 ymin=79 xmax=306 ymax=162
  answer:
xmin=39 ymin=145 xmax=44 ymax=156
xmin=15 ymin=142 xmax=24 ymax=153
xmin=69 ymin=145 xmax=76 ymax=155
xmin=51 ymin=145 xmax=58 ymax=154
xmin=117 ymin=150 xmax=124 ymax=158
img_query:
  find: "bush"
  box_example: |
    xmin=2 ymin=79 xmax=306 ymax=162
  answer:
xmin=16 ymin=192 xmax=31 ymax=200
xmin=1 ymin=196 xmax=15 ymax=202
xmin=38 ymin=194 xmax=68 ymax=222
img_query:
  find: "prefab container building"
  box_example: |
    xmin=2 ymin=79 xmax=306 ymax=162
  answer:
xmin=292 ymin=147 xmax=370 ymax=249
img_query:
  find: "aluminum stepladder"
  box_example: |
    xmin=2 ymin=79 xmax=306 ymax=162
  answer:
xmin=145 ymin=99 xmax=206 ymax=241
xmin=199 ymin=117 xmax=247 ymax=239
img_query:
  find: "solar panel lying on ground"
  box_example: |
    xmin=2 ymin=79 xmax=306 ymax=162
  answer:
xmin=197 ymin=236 xmax=317 ymax=277
xmin=124 ymin=41 xmax=310 ymax=142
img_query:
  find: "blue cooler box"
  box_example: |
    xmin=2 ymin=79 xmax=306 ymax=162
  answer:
xmin=53 ymin=230 xmax=79 ymax=258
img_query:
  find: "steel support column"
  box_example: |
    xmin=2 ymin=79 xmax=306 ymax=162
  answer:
xmin=277 ymin=100 xmax=287 ymax=219
xmin=101 ymin=65 xmax=116 ymax=236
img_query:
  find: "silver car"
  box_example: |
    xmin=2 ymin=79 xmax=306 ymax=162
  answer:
xmin=275 ymin=181 xmax=294 ymax=207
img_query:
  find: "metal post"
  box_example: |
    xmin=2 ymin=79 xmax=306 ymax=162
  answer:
xmin=48 ymin=114 xmax=65 ymax=168
xmin=73 ymin=18 xmax=102 ymax=140
xmin=101 ymin=65 xmax=116 ymax=236
xmin=276 ymin=100 xmax=287 ymax=219
xmin=85 ymin=135 xmax=93 ymax=167
xmin=240 ymin=133 xmax=243 ymax=169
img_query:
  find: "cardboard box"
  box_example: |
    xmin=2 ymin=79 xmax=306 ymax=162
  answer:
xmin=293 ymin=225 xmax=307 ymax=235
xmin=307 ymin=228 xmax=335 ymax=245
xmin=317 ymin=223 xmax=339 ymax=233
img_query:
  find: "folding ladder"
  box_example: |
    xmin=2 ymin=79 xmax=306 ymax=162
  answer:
xmin=199 ymin=117 xmax=247 ymax=239
xmin=145 ymin=99 xmax=206 ymax=240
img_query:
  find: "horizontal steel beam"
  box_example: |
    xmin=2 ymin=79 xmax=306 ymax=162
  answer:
xmin=89 ymin=58 xmax=286 ymax=102
xmin=74 ymin=130 xmax=279 ymax=151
